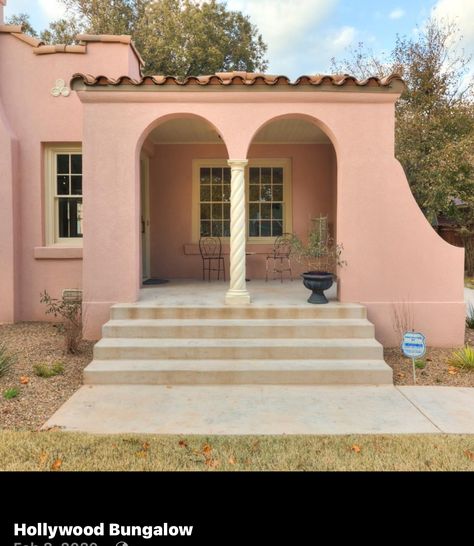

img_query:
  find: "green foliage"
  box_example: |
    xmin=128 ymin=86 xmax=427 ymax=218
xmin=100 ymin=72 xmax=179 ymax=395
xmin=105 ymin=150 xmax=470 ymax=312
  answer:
xmin=5 ymin=13 xmax=38 ymax=37
xmin=0 ymin=343 xmax=16 ymax=378
xmin=332 ymin=19 xmax=474 ymax=271
xmin=3 ymin=387 xmax=19 ymax=400
xmin=58 ymin=0 xmax=268 ymax=77
xmin=40 ymin=291 xmax=82 ymax=354
xmin=290 ymin=215 xmax=346 ymax=274
xmin=33 ymin=362 xmax=65 ymax=378
xmin=448 ymin=345 xmax=474 ymax=370
xmin=466 ymin=303 xmax=474 ymax=329
xmin=414 ymin=359 xmax=426 ymax=370
xmin=40 ymin=18 xmax=82 ymax=45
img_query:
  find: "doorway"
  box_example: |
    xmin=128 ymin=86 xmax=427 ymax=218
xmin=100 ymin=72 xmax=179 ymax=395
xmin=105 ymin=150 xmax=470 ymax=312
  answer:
xmin=140 ymin=156 xmax=151 ymax=280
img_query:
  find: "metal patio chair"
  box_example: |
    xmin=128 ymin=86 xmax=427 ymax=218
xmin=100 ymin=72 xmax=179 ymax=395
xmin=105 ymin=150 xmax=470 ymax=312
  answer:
xmin=199 ymin=236 xmax=226 ymax=281
xmin=265 ymin=233 xmax=293 ymax=282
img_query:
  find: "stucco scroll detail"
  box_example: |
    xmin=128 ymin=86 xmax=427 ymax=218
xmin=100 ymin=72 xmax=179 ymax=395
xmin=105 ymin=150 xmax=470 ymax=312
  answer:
xmin=225 ymin=159 xmax=251 ymax=305
xmin=51 ymin=79 xmax=71 ymax=97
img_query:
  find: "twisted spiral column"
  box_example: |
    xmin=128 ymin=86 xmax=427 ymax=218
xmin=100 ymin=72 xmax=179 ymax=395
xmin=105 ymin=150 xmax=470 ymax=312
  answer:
xmin=225 ymin=159 xmax=251 ymax=304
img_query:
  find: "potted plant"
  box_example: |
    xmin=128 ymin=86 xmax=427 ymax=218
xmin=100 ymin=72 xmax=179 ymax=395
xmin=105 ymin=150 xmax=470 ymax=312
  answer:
xmin=290 ymin=216 xmax=346 ymax=304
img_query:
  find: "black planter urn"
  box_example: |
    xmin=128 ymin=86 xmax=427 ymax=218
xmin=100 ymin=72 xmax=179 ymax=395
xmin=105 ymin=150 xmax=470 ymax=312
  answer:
xmin=301 ymin=271 xmax=334 ymax=304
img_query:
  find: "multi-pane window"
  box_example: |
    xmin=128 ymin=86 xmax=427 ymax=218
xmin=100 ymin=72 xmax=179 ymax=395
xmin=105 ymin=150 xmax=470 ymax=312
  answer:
xmin=199 ymin=166 xmax=231 ymax=237
xmin=248 ymin=166 xmax=284 ymax=237
xmin=196 ymin=161 xmax=290 ymax=241
xmin=55 ymin=152 xmax=83 ymax=238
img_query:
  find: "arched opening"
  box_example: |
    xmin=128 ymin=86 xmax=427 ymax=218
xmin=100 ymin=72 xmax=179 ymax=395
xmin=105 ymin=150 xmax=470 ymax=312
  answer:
xmin=245 ymin=114 xmax=338 ymax=280
xmin=138 ymin=115 xmax=229 ymax=283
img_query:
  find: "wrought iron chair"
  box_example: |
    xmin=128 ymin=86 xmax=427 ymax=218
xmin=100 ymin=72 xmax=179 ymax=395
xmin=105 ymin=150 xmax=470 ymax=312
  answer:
xmin=265 ymin=233 xmax=293 ymax=282
xmin=199 ymin=236 xmax=226 ymax=281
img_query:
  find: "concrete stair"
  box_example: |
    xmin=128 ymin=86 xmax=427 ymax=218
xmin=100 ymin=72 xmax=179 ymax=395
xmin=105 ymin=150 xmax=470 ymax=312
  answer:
xmin=84 ymin=303 xmax=393 ymax=385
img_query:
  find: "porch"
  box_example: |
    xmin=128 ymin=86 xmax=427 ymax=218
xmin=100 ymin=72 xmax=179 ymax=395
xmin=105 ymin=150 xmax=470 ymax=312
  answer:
xmin=137 ymin=278 xmax=338 ymax=307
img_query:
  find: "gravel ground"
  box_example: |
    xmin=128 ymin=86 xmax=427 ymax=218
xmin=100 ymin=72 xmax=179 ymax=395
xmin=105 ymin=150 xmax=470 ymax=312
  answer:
xmin=0 ymin=322 xmax=473 ymax=430
xmin=0 ymin=322 xmax=93 ymax=430
xmin=386 ymin=327 xmax=474 ymax=386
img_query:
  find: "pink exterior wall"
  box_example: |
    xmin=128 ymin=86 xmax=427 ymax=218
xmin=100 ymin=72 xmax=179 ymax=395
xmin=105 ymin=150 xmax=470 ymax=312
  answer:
xmin=76 ymin=94 xmax=464 ymax=346
xmin=149 ymin=142 xmax=336 ymax=279
xmin=0 ymin=30 xmax=140 ymax=323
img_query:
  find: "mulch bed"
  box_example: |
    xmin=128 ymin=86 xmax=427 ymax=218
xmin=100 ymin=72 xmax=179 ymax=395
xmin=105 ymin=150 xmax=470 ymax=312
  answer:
xmin=385 ymin=326 xmax=474 ymax=386
xmin=0 ymin=322 xmax=93 ymax=430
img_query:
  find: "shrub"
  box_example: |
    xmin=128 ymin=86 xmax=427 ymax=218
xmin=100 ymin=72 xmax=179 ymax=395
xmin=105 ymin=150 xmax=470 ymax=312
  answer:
xmin=0 ymin=343 xmax=16 ymax=378
xmin=466 ymin=303 xmax=474 ymax=329
xmin=33 ymin=362 xmax=65 ymax=378
xmin=448 ymin=345 xmax=474 ymax=370
xmin=290 ymin=215 xmax=346 ymax=274
xmin=414 ymin=359 xmax=426 ymax=370
xmin=40 ymin=290 xmax=82 ymax=354
xmin=3 ymin=387 xmax=19 ymax=400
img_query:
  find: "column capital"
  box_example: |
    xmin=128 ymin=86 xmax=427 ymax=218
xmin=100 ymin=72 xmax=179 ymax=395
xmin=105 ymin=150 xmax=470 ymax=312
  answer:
xmin=227 ymin=159 xmax=248 ymax=170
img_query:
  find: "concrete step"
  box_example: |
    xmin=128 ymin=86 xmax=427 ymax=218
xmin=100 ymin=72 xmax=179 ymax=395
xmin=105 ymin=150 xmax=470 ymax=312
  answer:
xmin=110 ymin=303 xmax=367 ymax=320
xmin=93 ymin=337 xmax=383 ymax=361
xmin=84 ymin=359 xmax=393 ymax=385
xmin=102 ymin=318 xmax=375 ymax=339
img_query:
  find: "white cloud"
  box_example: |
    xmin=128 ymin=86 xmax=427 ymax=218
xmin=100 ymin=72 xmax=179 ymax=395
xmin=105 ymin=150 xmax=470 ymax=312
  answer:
xmin=330 ymin=26 xmax=356 ymax=49
xmin=433 ymin=0 xmax=474 ymax=47
xmin=432 ymin=0 xmax=474 ymax=82
xmin=38 ymin=0 xmax=66 ymax=20
xmin=228 ymin=0 xmax=337 ymax=53
xmin=389 ymin=8 xmax=405 ymax=20
xmin=227 ymin=0 xmax=342 ymax=76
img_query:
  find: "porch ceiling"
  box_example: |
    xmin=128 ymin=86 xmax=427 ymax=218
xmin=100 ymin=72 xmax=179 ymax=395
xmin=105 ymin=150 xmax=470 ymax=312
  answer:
xmin=149 ymin=118 xmax=330 ymax=144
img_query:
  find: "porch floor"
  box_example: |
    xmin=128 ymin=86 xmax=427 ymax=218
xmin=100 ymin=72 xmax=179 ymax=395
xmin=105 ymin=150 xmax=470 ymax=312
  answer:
xmin=139 ymin=279 xmax=338 ymax=307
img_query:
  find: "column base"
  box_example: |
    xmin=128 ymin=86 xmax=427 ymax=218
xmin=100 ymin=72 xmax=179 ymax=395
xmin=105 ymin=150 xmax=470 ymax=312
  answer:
xmin=225 ymin=289 xmax=251 ymax=305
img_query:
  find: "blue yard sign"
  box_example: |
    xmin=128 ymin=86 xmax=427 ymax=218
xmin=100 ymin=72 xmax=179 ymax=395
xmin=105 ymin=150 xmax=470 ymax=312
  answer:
xmin=401 ymin=332 xmax=426 ymax=359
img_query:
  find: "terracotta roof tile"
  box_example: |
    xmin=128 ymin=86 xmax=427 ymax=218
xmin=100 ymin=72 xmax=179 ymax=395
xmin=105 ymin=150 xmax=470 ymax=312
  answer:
xmin=0 ymin=26 xmax=144 ymax=68
xmin=76 ymin=34 xmax=145 ymax=67
xmin=71 ymin=71 xmax=405 ymax=90
xmin=11 ymin=32 xmax=43 ymax=47
xmin=0 ymin=24 xmax=22 ymax=33
xmin=33 ymin=44 xmax=87 ymax=55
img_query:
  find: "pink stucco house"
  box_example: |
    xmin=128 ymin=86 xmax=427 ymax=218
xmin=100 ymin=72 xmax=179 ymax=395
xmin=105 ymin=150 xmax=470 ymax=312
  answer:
xmin=0 ymin=0 xmax=465 ymax=360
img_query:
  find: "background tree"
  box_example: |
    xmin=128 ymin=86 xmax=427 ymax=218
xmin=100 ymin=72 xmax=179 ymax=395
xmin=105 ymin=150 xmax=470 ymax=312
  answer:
xmin=5 ymin=13 xmax=38 ymax=37
xmin=332 ymin=19 xmax=474 ymax=274
xmin=60 ymin=0 xmax=268 ymax=76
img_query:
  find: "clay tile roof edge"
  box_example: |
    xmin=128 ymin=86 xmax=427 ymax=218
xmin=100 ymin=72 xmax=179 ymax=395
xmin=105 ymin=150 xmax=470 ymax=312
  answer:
xmin=76 ymin=34 xmax=145 ymax=67
xmin=70 ymin=71 xmax=405 ymax=90
xmin=0 ymin=24 xmax=22 ymax=33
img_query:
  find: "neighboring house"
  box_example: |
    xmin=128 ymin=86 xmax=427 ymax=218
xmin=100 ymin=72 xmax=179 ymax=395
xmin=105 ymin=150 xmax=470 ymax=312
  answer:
xmin=0 ymin=0 xmax=465 ymax=347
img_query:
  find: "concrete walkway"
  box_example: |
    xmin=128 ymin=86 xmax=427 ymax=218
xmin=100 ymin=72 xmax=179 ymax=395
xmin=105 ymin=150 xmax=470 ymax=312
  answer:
xmin=43 ymin=385 xmax=474 ymax=435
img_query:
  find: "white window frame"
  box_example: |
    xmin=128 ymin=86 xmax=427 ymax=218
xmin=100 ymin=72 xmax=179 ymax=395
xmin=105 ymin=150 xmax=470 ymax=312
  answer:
xmin=192 ymin=158 xmax=292 ymax=244
xmin=44 ymin=145 xmax=83 ymax=246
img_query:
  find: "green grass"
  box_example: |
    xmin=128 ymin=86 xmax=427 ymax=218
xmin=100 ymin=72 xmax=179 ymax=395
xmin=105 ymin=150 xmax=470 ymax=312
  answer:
xmin=3 ymin=387 xmax=20 ymax=400
xmin=467 ymin=303 xmax=474 ymax=329
xmin=0 ymin=343 xmax=16 ymax=378
xmin=33 ymin=361 xmax=65 ymax=378
xmin=465 ymin=277 xmax=474 ymax=289
xmin=449 ymin=345 xmax=474 ymax=370
xmin=0 ymin=431 xmax=473 ymax=471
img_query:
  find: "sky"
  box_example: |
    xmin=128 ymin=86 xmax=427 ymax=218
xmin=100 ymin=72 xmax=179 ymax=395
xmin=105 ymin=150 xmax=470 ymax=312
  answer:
xmin=4 ymin=0 xmax=474 ymax=78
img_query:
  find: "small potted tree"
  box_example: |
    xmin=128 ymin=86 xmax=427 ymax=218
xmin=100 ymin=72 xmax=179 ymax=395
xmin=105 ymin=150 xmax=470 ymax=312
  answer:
xmin=291 ymin=216 xmax=346 ymax=304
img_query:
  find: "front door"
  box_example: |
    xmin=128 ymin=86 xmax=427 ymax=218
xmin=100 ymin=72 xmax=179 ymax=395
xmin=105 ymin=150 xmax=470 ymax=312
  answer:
xmin=140 ymin=157 xmax=151 ymax=280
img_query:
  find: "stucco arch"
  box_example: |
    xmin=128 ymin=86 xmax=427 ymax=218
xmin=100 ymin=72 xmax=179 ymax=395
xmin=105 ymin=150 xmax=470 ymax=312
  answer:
xmin=245 ymin=112 xmax=340 ymax=159
xmin=135 ymin=112 xmax=230 ymax=159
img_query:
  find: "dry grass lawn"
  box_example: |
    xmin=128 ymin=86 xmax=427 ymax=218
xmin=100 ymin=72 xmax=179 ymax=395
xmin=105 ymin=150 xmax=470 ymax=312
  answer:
xmin=0 ymin=431 xmax=473 ymax=471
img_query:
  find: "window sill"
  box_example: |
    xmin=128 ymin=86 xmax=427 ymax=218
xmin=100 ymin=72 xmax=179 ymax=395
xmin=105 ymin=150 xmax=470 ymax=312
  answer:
xmin=34 ymin=246 xmax=83 ymax=260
